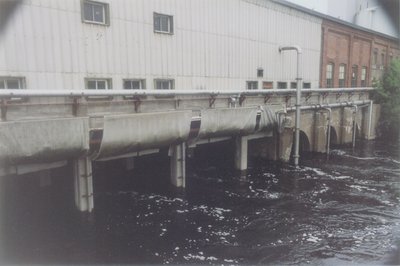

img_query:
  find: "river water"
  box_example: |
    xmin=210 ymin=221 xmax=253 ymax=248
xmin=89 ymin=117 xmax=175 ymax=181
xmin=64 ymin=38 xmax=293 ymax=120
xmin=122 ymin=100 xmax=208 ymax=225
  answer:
xmin=1 ymin=139 xmax=400 ymax=265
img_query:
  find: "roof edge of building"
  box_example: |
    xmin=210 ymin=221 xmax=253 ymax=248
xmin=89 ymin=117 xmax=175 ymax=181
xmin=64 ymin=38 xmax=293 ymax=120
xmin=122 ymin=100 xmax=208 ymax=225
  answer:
xmin=272 ymin=0 xmax=399 ymax=42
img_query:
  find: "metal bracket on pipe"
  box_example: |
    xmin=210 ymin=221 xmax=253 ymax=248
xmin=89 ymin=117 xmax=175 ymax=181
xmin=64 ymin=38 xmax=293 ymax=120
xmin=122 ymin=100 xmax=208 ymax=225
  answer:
xmin=209 ymin=95 xmax=217 ymax=108
xmin=285 ymin=95 xmax=292 ymax=105
xmin=348 ymin=92 xmax=354 ymax=100
xmin=1 ymin=98 xmax=7 ymax=121
xmin=133 ymin=96 xmax=142 ymax=112
xmin=305 ymin=92 xmax=312 ymax=102
xmin=239 ymin=95 xmax=246 ymax=106
xmin=336 ymin=92 xmax=343 ymax=100
xmin=321 ymin=92 xmax=329 ymax=100
xmin=71 ymin=97 xmax=81 ymax=117
xmin=264 ymin=94 xmax=274 ymax=103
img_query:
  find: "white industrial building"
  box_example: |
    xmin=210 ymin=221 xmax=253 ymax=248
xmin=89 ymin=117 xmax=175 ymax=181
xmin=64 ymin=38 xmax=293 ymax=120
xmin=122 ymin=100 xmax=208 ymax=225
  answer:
xmin=0 ymin=0 xmax=322 ymax=91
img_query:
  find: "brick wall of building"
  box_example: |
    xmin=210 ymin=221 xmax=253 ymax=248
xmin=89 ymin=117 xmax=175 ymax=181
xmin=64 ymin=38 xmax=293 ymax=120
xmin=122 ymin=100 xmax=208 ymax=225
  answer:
xmin=321 ymin=19 xmax=400 ymax=88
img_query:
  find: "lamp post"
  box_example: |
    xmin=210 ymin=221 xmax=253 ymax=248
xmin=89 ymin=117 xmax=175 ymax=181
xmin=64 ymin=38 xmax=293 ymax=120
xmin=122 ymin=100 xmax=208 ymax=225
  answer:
xmin=279 ymin=45 xmax=302 ymax=166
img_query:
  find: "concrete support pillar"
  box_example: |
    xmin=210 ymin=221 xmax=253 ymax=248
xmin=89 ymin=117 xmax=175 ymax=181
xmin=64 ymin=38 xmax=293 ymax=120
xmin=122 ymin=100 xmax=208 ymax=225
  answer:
xmin=235 ymin=136 xmax=248 ymax=171
xmin=279 ymin=127 xmax=294 ymax=162
xmin=73 ymin=157 xmax=94 ymax=212
xmin=170 ymin=143 xmax=186 ymax=188
xmin=313 ymin=112 xmax=328 ymax=153
xmin=340 ymin=107 xmax=354 ymax=144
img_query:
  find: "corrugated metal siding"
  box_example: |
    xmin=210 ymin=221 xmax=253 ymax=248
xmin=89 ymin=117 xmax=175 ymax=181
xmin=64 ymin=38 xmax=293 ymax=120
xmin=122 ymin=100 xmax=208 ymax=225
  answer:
xmin=0 ymin=0 xmax=322 ymax=90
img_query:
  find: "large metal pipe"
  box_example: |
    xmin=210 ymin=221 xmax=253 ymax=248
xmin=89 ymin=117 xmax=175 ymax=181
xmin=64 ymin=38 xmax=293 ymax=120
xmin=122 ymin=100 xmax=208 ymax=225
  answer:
xmin=279 ymin=45 xmax=302 ymax=166
xmin=0 ymin=88 xmax=374 ymax=98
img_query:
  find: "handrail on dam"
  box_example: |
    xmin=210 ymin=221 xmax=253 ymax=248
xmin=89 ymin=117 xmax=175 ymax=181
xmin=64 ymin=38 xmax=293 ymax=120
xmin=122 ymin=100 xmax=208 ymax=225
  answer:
xmin=0 ymin=88 xmax=374 ymax=98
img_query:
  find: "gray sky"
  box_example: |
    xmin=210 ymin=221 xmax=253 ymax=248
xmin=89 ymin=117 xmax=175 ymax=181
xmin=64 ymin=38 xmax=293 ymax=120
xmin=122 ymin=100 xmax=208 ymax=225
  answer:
xmin=285 ymin=0 xmax=328 ymax=13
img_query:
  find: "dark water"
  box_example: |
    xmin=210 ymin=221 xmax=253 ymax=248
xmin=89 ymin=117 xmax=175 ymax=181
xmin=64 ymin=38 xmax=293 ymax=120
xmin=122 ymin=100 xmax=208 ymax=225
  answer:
xmin=1 ymin=139 xmax=400 ymax=265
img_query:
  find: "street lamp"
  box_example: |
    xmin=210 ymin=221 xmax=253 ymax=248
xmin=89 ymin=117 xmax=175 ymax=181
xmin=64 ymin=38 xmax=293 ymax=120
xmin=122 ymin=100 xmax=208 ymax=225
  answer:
xmin=279 ymin=45 xmax=302 ymax=166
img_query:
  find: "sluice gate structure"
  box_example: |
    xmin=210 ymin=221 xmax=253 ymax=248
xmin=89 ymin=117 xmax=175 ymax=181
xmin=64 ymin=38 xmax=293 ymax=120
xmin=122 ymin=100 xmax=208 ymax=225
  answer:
xmin=0 ymin=88 xmax=380 ymax=212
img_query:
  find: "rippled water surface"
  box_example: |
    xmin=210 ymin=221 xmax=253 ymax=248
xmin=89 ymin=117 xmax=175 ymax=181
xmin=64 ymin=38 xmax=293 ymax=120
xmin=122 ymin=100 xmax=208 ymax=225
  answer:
xmin=1 ymin=140 xmax=400 ymax=264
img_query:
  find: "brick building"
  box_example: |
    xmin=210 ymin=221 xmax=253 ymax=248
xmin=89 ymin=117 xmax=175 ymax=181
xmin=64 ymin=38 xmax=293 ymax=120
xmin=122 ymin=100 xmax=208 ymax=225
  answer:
xmin=320 ymin=18 xmax=400 ymax=88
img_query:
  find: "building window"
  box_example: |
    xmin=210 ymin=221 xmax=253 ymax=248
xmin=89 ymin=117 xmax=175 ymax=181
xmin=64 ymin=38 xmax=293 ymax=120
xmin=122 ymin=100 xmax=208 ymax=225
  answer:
xmin=290 ymin=82 xmax=297 ymax=89
xmin=257 ymin=68 xmax=264 ymax=78
xmin=381 ymin=53 xmax=385 ymax=66
xmin=154 ymin=79 xmax=174 ymax=90
xmin=85 ymin=78 xmax=111 ymax=90
xmin=338 ymin=64 xmax=346 ymax=87
xmin=351 ymin=65 xmax=358 ymax=87
xmin=247 ymin=81 xmax=258 ymax=90
xmin=262 ymin=81 xmax=273 ymax=89
xmin=361 ymin=67 xmax=367 ymax=87
xmin=124 ymin=79 xmax=145 ymax=90
xmin=277 ymin=82 xmax=287 ymax=89
xmin=82 ymin=0 xmax=109 ymax=25
xmin=154 ymin=13 xmax=173 ymax=34
xmin=0 ymin=77 xmax=25 ymax=89
xmin=303 ymin=82 xmax=311 ymax=89
xmin=326 ymin=63 xmax=334 ymax=88
xmin=373 ymin=49 xmax=378 ymax=67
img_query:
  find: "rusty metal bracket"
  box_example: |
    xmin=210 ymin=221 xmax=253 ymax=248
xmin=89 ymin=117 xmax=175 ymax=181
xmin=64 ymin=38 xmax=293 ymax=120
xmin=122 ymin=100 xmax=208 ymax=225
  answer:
xmin=239 ymin=95 xmax=246 ymax=106
xmin=133 ymin=96 xmax=142 ymax=112
xmin=321 ymin=92 xmax=329 ymax=100
xmin=209 ymin=95 xmax=217 ymax=108
xmin=336 ymin=92 xmax=343 ymax=100
xmin=285 ymin=95 xmax=292 ymax=104
xmin=72 ymin=97 xmax=80 ymax=116
xmin=1 ymin=98 xmax=7 ymax=121
xmin=264 ymin=94 xmax=272 ymax=103
xmin=305 ymin=92 xmax=312 ymax=102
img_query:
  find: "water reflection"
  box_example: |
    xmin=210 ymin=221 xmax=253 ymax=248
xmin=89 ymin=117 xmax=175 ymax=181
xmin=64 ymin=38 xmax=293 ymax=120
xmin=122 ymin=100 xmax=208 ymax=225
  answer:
xmin=1 ymin=140 xmax=399 ymax=264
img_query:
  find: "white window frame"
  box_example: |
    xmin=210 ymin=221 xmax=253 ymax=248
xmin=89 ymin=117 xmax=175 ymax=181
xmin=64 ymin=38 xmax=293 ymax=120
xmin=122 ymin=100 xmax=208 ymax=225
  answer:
xmin=154 ymin=79 xmax=174 ymax=90
xmin=0 ymin=77 xmax=25 ymax=89
xmin=246 ymin=81 xmax=258 ymax=90
xmin=361 ymin=67 xmax=367 ymax=87
xmin=123 ymin=79 xmax=146 ymax=90
xmin=82 ymin=0 xmax=109 ymax=25
xmin=154 ymin=13 xmax=174 ymax=34
xmin=326 ymin=63 xmax=334 ymax=88
xmin=338 ymin=64 xmax=346 ymax=87
xmin=85 ymin=78 xmax=111 ymax=90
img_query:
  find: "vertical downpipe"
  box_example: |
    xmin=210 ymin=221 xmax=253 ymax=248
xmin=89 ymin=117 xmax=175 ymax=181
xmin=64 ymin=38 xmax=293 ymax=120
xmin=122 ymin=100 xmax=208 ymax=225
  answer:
xmin=368 ymin=100 xmax=373 ymax=139
xmin=352 ymin=105 xmax=358 ymax=150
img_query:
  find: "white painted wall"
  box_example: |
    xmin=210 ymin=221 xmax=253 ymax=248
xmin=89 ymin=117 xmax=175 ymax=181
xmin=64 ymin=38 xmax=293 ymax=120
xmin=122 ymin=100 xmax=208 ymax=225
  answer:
xmin=0 ymin=0 xmax=322 ymax=91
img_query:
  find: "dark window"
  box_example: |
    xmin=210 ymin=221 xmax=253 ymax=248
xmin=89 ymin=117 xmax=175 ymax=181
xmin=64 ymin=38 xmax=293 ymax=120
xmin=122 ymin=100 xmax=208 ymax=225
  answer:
xmin=326 ymin=63 xmax=334 ymax=88
xmin=361 ymin=67 xmax=367 ymax=87
xmin=0 ymin=77 xmax=25 ymax=89
xmin=338 ymin=64 xmax=346 ymax=87
xmin=155 ymin=79 xmax=174 ymax=90
xmin=247 ymin=81 xmax=258 ymax=90
xmin=86 ymin=78 xmax=111 ymax=90
xmin=290 ymin=82 xmax=297 ymax=89
xmin=277 ymin=82 xmax=287 ymax=89
xmin=257 ymin=68 xmax=264 ymax=78
xmin=373 ymin=50 xmax=378 ymax=66
xmin=303 ymin=82 xmax=311 ymax=89
xmin=351 ymin=65 xmax=358 ymax=87
xmin=154 ymin=13 xmax=173 ymax=34
xmin=124 ymin=79 xmax=145 ymax=90
xmin=82 ymin=1 xmax=109 ymax=25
